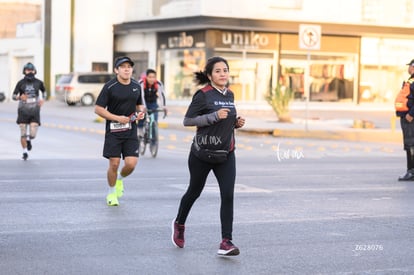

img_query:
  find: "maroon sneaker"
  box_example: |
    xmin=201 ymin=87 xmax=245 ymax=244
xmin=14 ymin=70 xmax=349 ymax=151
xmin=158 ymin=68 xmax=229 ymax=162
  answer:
xmin=171 ymin=219 xmax=185 ymax=248
xmin=217 ymin=238 xmax=240 ymax=256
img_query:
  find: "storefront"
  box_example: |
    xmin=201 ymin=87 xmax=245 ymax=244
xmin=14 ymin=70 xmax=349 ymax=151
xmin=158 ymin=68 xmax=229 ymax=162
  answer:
xmin=157 ymin=30 xmax=361 ymax=103
xmin=157 ymin=30 xmax=278 ymax=102
xmin=113 ymin=16 xmax=414 ymax=105
xmin=279 ymin=34 xmax=359 ymax=103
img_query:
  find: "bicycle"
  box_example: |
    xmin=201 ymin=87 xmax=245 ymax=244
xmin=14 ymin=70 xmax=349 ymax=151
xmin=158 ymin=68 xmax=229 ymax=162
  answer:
xmin=138 ymin=108 xmax=166 ymax=158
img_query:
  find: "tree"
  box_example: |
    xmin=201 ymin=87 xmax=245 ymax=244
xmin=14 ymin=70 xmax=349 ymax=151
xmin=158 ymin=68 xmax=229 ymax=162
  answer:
xmin=265 ymin=84 xmax=294 ymax=123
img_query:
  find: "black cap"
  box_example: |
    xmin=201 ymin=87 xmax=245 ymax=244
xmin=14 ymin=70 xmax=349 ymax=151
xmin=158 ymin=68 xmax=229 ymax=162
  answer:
xmin=114 ymin=56 xmax=134 ymax=68
xmin=407 ymin=59 xmax=414 ymax=66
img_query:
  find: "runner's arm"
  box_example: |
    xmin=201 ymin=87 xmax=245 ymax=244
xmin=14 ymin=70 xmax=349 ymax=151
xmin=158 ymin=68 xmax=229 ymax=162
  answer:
xmin=183 ymin=112 xmax=218 ymax=127
xmin=40 ymin=81 xmax=47 ymax=100
xmin=94 ymin=105 xmax=130 ymax=124
xmin=12 ymin=81 xmax=22 ymax=100
xmin=158 ymin=81 xmax=167 ymax=107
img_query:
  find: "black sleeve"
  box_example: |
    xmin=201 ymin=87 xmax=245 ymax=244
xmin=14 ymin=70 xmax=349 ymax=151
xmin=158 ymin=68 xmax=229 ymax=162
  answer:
xmin=137 ymin=86 xmax=143 ymax=105
xmin=12 ymin=80 xmax=22 ymax=96
xmin=40 ymin=80 xmax=46 ymax=99
xmin=185 ymin=90 xmax=206 ymax=118
xmin=96 ymin=85 xmax=109 ymax=108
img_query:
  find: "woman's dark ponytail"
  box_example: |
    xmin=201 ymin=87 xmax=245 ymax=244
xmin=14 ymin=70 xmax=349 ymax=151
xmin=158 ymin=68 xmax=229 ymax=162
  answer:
xmin=194 ymin=71 xmax=210 ymax=85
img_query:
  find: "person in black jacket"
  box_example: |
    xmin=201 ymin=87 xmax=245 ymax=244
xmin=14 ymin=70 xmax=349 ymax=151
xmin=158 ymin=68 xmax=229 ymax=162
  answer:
xmin=171 ymin=56 xmax=245 ymax=256
xmin=397 ymin=58 xmax=414 ymax=181
xmin=137 ymin=69 xmax=167 ymax=137
xmin=12 ymin=62 xmax=46 ymax=160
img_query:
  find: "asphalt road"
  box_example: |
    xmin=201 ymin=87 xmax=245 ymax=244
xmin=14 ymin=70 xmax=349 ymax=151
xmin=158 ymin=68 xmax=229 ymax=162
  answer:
xmin=1 ymin=100 xmax=413 ymax=274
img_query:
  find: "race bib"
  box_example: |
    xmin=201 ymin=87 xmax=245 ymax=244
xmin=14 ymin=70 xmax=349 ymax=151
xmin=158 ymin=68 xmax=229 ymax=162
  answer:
xmin=110 ymin=122 xmax=131 ymax=132
xmin=25 ymin=97 xmax=37 ymax=103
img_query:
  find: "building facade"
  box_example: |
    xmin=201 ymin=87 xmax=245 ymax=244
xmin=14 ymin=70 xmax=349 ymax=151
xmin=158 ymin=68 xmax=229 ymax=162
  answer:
xmin=114 ymin=0 xmax=414 ymax=104
xmin=0 ymin=1 xmax=43 ymax=98
xmin=0 ymin=0 xmax=117 ymax=99
xmin=2 ymin=0 xmax=414 ymax=105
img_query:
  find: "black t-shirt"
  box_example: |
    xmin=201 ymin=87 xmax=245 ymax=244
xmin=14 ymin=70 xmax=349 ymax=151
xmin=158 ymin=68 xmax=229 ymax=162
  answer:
xmin=95 ymin=77 xmax=143 ymax=137
xmin=186 ymin=85 xmax=237 ymax=152
xmin=13 ymin=75 xmax=46 ymax=99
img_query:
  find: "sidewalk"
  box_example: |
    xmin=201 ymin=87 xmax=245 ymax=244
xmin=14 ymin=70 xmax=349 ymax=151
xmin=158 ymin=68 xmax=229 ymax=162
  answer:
xmin=162 ymin=100 xmax=402 ymax=143
xmin=0 ymin=99 xmax=402 ymax=143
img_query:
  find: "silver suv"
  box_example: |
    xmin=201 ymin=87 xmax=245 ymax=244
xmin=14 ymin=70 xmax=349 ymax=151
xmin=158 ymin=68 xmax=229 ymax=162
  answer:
xmin=55 ymin=72 xmax=114 ymax=106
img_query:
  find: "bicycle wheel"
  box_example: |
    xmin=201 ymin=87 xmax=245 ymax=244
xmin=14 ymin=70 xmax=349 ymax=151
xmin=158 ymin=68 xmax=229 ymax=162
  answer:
xmin=149 ymin=121 xmax=159 ymax=158
xmin=138 ymin=133 xmax=146 ymax=156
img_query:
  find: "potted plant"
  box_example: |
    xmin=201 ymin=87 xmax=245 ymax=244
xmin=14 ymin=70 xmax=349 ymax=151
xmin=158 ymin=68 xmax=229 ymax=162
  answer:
xmin=266 ymin=84 xmax=294 ymax=123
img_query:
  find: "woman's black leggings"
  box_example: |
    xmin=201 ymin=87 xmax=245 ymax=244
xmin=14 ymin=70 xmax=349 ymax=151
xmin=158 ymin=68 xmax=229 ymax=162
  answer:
xmin=176 ymin=150 xmax=236 ymax=240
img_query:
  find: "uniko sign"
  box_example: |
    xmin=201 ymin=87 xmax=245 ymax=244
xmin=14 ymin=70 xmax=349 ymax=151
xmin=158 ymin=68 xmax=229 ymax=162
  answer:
xmin=158 ymin=30 xmax=278 ymax=50
xmin=214 ymin=30 xmax=277 ymax=50
xmin=222 ymin=32 xmax=268 ymax=47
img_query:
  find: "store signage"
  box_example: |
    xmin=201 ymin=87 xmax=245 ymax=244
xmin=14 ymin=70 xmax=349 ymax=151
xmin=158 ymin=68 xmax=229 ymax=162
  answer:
xmin=168 ymin=32 xmax=194 ymax=48
xmin=222 ymin=31 xmax=269 ymax=48
xmin=159 ymin=30 xmax=276 ymax=50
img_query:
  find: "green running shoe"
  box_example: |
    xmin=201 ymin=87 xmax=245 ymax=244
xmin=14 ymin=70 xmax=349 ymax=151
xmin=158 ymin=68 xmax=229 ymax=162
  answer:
xmin=106 ymin=193 xmax=119 ymax=206
xmin=115 ymin=179 xmax=124 ymax=198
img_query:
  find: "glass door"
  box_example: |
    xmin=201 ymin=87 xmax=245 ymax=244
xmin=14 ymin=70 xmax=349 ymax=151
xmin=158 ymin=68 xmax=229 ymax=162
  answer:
xmin=225 ymin=52 xmax=275 ymax=102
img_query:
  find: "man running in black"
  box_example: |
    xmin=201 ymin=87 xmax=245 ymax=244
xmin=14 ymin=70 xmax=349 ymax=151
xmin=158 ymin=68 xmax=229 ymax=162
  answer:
xmin=12 ymin=62 xmax=46 ymax=160
xmin=95 ymin=56 xmax=145 ymax=206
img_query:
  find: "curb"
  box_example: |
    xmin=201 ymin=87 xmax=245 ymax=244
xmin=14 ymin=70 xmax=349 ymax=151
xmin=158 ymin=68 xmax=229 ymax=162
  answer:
xmin=92 ymin=116 xmax=402 ymax=143
xmin=158 ymin=121 xmax=402 ymax=143
xmin=270 ymin=128 xmax=402 ymax=143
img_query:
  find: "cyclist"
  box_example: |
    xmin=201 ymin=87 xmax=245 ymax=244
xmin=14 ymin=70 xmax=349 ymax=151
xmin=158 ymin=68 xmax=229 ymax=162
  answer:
xmin=137 ymin=69 xmax=167 ymax=137
xmin=12 ymin=62 xmax=46 ymax=160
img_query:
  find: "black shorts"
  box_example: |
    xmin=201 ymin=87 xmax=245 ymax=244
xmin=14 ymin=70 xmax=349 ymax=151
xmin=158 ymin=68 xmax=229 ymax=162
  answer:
xmin=103 ymin=134 xmax=139 ymax=159
xmin=16 ymin=103 xmax=41 ymax=125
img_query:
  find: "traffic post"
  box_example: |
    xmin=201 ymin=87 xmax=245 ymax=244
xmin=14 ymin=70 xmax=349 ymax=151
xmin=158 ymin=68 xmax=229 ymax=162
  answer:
xmin=299 ymin=24 xmax=321 ymax=131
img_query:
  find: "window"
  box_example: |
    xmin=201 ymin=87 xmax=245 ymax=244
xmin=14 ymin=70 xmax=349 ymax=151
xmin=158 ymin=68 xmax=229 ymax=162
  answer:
xmin=78 ymin=74 xmax=113 ymax=84
xmin=56 ymin=74 xmax=73 ymax=85
xmin=92 ymin=62 xmax=108 ymax=72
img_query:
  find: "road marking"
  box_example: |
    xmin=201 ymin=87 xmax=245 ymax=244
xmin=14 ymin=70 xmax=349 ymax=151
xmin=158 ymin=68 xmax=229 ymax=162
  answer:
xmin=267 ymin=186 xmax=405 ymax=192
xmin=19 ymin=121 xmax=400 ymax=154
xmin=169 ymin=183 xmax=272 ymax=193
xmin=371 ymin=197 xmax=392 ymax=200
xmin=235 ymin=214 xmax=412 ymax=224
